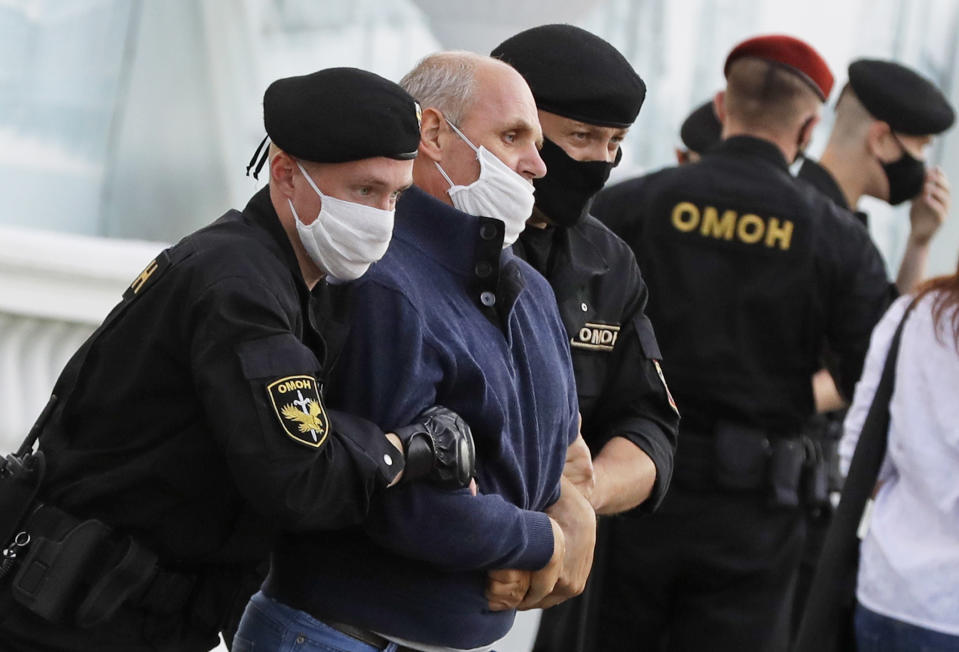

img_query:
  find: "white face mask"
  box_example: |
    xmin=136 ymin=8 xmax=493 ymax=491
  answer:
xmin=288 ymin=160 xmax=395 ymax=282
xmin=435 ymin=120 xmax=536 ymax=248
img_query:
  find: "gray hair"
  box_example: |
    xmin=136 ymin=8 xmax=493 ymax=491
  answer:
xmin=399 ymin=51 xmax=482 ymax=125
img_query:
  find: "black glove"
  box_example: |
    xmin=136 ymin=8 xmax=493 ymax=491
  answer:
xmin=393 ymin=406 xmax=476 ymax=489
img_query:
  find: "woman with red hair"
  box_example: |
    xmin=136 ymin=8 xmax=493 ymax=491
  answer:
xmin=840 ymin=257 xmax=959 ymax=651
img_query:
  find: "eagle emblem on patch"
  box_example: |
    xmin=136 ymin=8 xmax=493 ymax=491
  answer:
xmin=267 ymin=375 xmax=328 ymax=448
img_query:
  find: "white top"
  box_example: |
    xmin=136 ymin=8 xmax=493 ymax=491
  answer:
xmin=841 ymin=293 xmax=959 ymax=636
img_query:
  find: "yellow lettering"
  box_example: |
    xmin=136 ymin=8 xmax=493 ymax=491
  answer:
xmin=700 ymin=207 xmax=737 ymax=240
xmin=671 ymin=202 xmax=699 ymax=232
xmin=737 ymin=214 xmax=764 ymax=244
xmin=765 ymin=217 xmax=794 ymax=250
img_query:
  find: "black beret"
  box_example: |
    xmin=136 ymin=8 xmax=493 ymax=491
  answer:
xmin=491 ymin=24 xmax=646 ymax=128
xmin=263 ymin=67 xmax=421 ymax=163
xmin=680 ymin=101 xmax=722 ymax=153
xmin=848 ymin=59 xmax=955 ymax=135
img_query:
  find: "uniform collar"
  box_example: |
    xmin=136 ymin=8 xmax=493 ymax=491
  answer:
xmin=711 ymin=135 xmax=791 ymax=172
xmin=243 ymin=186 xmax=304 ymax=277
xmin=797 ymin=158 xmax=850 ymax=210
xmin=517 ymin=220 xmax=609 ymax=283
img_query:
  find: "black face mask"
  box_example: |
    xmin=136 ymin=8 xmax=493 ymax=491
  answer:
xmin=533 ymin=138 xmax=620 ymax=228
xmin=881 ymin=134 xmax=926 ymax=205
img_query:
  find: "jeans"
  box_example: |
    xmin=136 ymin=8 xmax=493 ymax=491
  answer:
xmin=233 ymin=590 xmax=400 ymax=652
xmin=855 ymin=602 xmax=959 ymax=652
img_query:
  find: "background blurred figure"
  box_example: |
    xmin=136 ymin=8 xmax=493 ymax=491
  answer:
xmin=838 ymin=259 xmax=959 ymax=651
xmin=676 ymin=100 xmax=722 ymax=164
xmin=798 ymin=59 xmax=955 ymax=295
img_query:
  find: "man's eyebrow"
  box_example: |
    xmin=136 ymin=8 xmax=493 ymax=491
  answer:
xmin=351 ymin=176 xmax=390 ymax=186
xmin=504 ymin=119 xmax=543 ymax=147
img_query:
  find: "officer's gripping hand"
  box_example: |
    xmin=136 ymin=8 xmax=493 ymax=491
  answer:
xmin=520 ymin=475 xmax=596 ymax=610
xmin=392 ymin=405 xmax=476 ymax=489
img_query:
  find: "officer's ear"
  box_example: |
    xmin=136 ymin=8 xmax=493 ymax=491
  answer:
xmin=798 ymin=113 xmax=820 ymax=152
xmin=270 ymin=150 xmax=297 ymax=197
xmin=713 ymin=91 xmax=726 ymax=126
xmin=418 ymin=107 xmax=446 ymax=163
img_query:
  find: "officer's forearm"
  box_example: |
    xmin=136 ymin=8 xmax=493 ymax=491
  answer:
xmin=589 ymin=436 xmax=656 ymax=515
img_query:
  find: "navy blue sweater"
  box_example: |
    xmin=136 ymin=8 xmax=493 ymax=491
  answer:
xmin=267 ymin=187 xmax=578 ymax=648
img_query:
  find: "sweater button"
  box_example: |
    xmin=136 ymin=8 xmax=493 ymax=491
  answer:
xmin=479 ymin=223 xmax=499 ymax=240
xmin=480 ymin=291 xmax=496 ymax=307
xmin=474 ymin=261 xmax=493 ymax=278
xmin=295 ymin=635 xmax=306 ymax=644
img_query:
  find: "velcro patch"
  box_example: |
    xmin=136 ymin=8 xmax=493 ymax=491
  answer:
xmin=570 ymin=322 xmax=620 ymax=351
xmin=267 ymin=375 xmax=328 ymax=448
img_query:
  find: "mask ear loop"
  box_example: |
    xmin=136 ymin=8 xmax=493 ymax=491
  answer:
xmin=436 ymin=118 xmax=488 ymax=190
xmin=444 ymin=119 xmax=479 ymax=153
xmin=295 ymin=160 xmax=326 ymax=198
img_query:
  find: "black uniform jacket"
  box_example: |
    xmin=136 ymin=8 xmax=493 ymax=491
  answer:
xmin=37 ymin=187 xmax=398 ymax=568
xmin=514 ymin=217 xmax=679 ymax=510
xmin=592 ymin=136 xmax=892 ymax=434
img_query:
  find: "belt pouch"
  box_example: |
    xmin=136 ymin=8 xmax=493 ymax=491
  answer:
xmin=769 ymin=438 xmax=804 ymax=508
xmin=713 ymin=422 xmax=770 ymax=490
xmin=802 ymin=439 xmax=830 ymax=507
xmin=12 ymin=511 xmax=111 ymax=623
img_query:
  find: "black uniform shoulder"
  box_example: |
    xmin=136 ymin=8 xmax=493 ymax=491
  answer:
xmin=574 ymin=214 xmax=643 ymax=272
xmin=175 ymin=209 xmax=298 ymax=296
xmin=592 ymin=166 xmax=676 ymax=238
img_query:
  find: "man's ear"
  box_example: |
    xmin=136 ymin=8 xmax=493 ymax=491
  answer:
xmin=799 ymin=113 xmax=821 ymax=151
xmin=418 ymin=107 xmax=446 ymax=162
xmin=713 ymin=91 xmax=726 ymax=124
xmin=866 ymin=120 xmax=894 ymax=160
xmin=270 ymin=150 xmax=297 ymax=197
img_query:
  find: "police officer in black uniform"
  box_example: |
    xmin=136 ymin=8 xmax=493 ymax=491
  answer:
xmin=676 ymin=100 xmax=723 ymax=165
xmin=591 ymin=36 xmax=892 ymax=651
xmin=0 ymin=68 xmax=474 ymax=651
xmin=491 ymin=24 xmax=680 ymax=652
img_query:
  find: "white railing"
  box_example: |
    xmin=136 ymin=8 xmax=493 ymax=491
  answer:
xmin=0 ymin=226 xmax=166 ymax=452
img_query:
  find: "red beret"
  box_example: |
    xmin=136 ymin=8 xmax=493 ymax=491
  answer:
xmin=724 ymin=35 xmax=834 ymax=101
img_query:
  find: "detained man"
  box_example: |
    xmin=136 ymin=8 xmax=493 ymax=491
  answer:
xmin=239 ymin=52 xmax=595 ymax=652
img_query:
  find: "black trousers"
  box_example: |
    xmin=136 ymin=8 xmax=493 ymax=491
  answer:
xmin=593 ymin=485 xmax=806 ymax=652
xmin=0 ymin=591 xmax=217 ymax=652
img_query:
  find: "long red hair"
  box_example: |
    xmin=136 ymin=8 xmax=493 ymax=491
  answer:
xmin=914 ymin=257 xmax=959 ymax=349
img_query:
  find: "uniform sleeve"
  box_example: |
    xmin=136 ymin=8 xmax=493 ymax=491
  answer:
xmin=326 ymin=279 xmax=556 ymax=571
xmin=588 ymin=256 xmax=680 ymax=511
xmin=188 ymin=276 xmax=400 ymax=532
xmin=824 ymin=216 xmax=896 ymax=400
